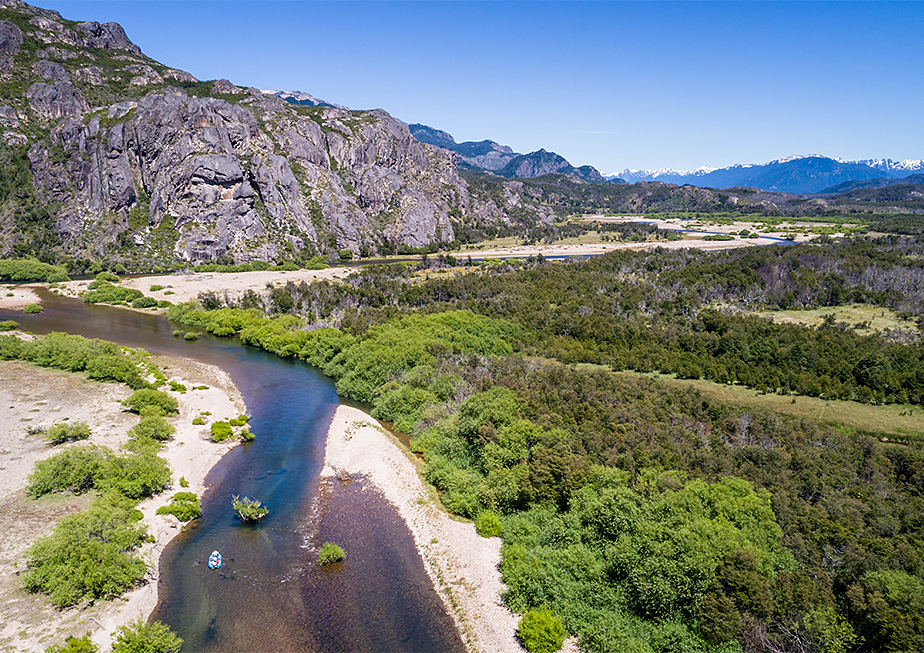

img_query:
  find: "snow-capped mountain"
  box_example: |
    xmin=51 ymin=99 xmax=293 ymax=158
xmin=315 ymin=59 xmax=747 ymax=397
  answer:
xmin=611 ymin=154 xmax=924 ymax=193
xmin=260 ymin=89 xmax=342 ymax=109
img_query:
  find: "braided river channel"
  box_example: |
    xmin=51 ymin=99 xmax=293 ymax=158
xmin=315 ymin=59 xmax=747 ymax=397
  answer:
xmin=2 ymin=289 xmax=464 ymax=652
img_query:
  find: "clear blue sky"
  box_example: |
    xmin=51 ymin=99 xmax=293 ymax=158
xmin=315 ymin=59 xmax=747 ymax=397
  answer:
xmin=38 ymin=1 xmax=924 ymax=173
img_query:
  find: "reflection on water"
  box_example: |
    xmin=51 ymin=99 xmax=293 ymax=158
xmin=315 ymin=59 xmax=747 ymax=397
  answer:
xmin=0 ymin=290 xmax=463 ymax=652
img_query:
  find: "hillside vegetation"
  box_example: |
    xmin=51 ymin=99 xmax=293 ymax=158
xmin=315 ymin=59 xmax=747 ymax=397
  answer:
xmin=168 ymin=234 xmax=924 ymax=653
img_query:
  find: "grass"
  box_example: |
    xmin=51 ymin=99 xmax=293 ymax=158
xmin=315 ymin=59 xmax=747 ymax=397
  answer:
xmin=611 ymin=369 xmax=924 ymax=443
xmin=755 ymin=304 xmax=917 ymax=337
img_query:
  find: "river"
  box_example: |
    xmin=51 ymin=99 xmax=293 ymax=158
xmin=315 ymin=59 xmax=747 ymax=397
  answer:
xmin=1 ymin=289 xmax=463 ymax=652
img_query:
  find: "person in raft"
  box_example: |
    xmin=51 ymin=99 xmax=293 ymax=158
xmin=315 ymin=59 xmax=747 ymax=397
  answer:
xmin=208 ymin=551 xmax=222 ymax=569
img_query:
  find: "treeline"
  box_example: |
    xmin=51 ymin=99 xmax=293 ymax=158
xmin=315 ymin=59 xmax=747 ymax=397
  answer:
xmin=191 ymin=237 xmax=924 ymax=405
xmin=168 ymin=300 xmax=924 ymax=652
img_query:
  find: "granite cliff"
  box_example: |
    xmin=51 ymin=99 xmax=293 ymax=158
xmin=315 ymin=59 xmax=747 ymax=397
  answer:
xmin=0 ymin=0 xmax=478 ymax=267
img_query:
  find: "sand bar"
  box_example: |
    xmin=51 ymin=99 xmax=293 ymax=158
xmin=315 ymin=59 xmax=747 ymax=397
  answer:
xmin=321 ymin=406 xmax=522 ymax=653
xmin=0 ymin=353 xmax=246 ymax=652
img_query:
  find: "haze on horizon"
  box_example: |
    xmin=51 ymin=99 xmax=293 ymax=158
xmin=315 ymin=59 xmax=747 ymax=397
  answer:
xmin=36 ymin=0 xmax=924 ymax=175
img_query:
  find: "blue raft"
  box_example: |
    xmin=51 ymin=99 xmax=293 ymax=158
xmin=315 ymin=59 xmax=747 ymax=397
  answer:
xmin=208 ymin=550 xmax=222 ymax=569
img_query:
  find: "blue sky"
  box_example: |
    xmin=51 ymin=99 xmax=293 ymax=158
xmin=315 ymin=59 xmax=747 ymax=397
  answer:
xmin=38 ymin=1 xmax=924 ymax=174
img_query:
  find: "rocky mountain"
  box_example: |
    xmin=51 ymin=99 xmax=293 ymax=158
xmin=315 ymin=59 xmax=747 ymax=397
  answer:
xmin=819 ymin=174 xmax=924 ymax=194
xmin=409 ymin=123 xmax=607 ymax=184
xmin=261 ymin=89 xmax=339 ymax=109
xmin=0 ymin=0 xmax=507 ymax=268
xmin=614 ymin=155 xmax=924 ymax=194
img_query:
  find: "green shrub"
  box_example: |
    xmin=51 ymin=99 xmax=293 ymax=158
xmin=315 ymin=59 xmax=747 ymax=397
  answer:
xmin=122 ymin=389 xmax=178 ymax=415
xmin=131 ymin=297 xmax=158 ymax=309
xmin=86 ymin=354 xmax=147 ymax=387
xmin=46 ymin=421 xmax=91 ymax=445
xmin=476 ymin=511 xmax=503 ymax=538
xmin=228 ymin=414 xmax=249 ymax=426
xmin=0 ymin=258 xmax=70 ymax=282
xmin=210 ymin=421 xmax=233 ymax=441
xmin=83 ymin=282 xmax=143 ymax=304
xmin=44 ymin=632 xmax=98 ymax=653
xmin=0 ymin=319 xmax=18 ymax=331
xmin=128 ymin=414 xmax=175 ymax=442
xmin=23 ymin=494 xmax=149 ymax=608
xmin=172 ymin=330 xmax=184 ymax=338
xmin=338 ymin=249 xmax=353 ymax=261
xmin=26 ymin=445 xmax=109 ymax=497
xmin=240 ymin=429 xmax=255 ymax=441
xmin=98 ymin=452 xmax=171 ymax=500
xmin=318 ymin=542 xmax=345 ymax=565
xmin=168 ymin=381 xmax=187 ymax=394
xmin=23 ymin=303 xmax=43 ymax=313
xmin=156 ymin=300 xmax=173 ymax=308
xmin=184 ymin=332 xmax=199 ymax=341
xmin=517 ymin=609 xmax=567 ymax=653
xmin=111 ymin=619 xmax=183 ymax=653
xmin=156 ymin=492 xmax=202 ymax=521
xmin=149 ymin=285 xmax=164 ymax=292
xmin=192 ymin=417 xmax=205 ymax=425
xmin=179 ymin=476 xmax=189 ymax=488
xmin=95 ymin=272 xmax=121 ymax=283
xmin=232 ymin=495 xmax=268 ymax=522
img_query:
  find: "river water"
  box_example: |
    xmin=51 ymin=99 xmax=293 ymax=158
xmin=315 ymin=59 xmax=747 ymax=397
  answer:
xmin=1 ymin=289 xmax=463 ymax=652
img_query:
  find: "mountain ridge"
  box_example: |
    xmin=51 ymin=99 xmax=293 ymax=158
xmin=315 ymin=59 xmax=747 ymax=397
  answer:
xmin=409 ymin=123 xmax=608 ymax=184
xmin=613 ymin=154 xmax=924 ymax=193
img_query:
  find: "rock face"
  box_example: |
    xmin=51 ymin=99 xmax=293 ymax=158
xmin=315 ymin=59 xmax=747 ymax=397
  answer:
xmin=0 ymin=0 xmax=476 ymax=265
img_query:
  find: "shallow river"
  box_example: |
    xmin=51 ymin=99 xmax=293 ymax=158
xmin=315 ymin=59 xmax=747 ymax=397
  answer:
xmin=2 ymin=290 xmax=463 ymax=652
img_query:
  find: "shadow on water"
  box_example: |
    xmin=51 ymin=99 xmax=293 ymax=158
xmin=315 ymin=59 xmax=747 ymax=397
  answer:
xmin=0 ymin=289 xmax=464 ymax=652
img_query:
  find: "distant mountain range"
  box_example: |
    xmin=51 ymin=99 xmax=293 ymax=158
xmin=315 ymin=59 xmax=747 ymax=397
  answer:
xmin=409 ymin=124 xmax=609 ymax=184
xmin=612 ymin=155 xmax=924 ymax=194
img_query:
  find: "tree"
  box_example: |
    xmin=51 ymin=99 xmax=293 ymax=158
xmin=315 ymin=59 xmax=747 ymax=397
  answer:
xmin=232 ymin=495 xmax=268 ymax=522
xmin=517 ymin=609 xmax=567 ymax=653
xmin=111 ymin=619 xmax=182 ymax=653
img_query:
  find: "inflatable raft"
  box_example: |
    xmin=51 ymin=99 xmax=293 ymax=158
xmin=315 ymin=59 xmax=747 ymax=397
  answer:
xmin=208 ymin=550 xmax=222 ymax=569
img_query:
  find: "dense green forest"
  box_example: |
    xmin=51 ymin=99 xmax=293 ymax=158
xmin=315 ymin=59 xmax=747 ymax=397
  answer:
xmin=167 ymin=234 xmax=924 ymax=653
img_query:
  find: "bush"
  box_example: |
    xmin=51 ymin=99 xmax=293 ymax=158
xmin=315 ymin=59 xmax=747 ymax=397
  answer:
xmin=23 ymin=303 xmax=43 ymax=313
xmin=0 ymin=319 xmax=18 ymax=331
xmin=192 ymin=417 xmax=205 ymax=425
xmin=210 ymin=421 xmax=233 ymax=441
xmin=168 ymin=381 xmax=187 ymax=394
xmin=517 ymin=609 xmax=567 ymax=653
xmin=85 ymin=354 xmax=147 ymax=387
xmin=95 ymin=272 xmax=120 ymax=283
xmin=111 ymin=619 xmax=183 ymax=653
xmin=44 ymin=632 xmax=98 ymax=653
xmin=156 ymin=492 xmax=202 ymax=521
xmin=98 ymin=452 xmax=171 ymax=500
xmin=149 ymin=285 xmax=164 ymax=292
xmin=0 ymin=258 xmax=70 ymax=282
xmin=46 ymin=421 xmax=91 ymax=445
xmin=23 ymin=494 xmax=149 ymax=608
xmin=128 ymin=414 xmax=175 ymax=442
xmin=82 ymin=282 xmax=143 ymax=305
xmin=122 ymin=389 xmax=178 ymax=415
xmin=184 ymin=332 xmax=199 ymax=341
xmin=131 ymin=297 xmax=158 ymax=309
xmin=232 ymin=495 xmax=268 ymax=522
xmin=26 ymin=445 xmax=109 ymax=497
xmin=476 ymin=511 xmax=503 ymax=537
xmin=179 ymin=476 xmax=189 ymax=488
xmin=228 ymin=414 xmax=249 ymax=426
xmin=318 ymin=542 xmax=345 ymax=565
xmin=240 ymin=429 xmax=255 ymax=441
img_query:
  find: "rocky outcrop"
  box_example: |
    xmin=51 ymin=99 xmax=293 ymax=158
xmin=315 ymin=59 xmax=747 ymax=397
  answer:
xmin=26 ymin=82 xmax=87 ymax=118
xmin=0 ymin=0 xmax=489 ymax=265
xmin=0 ymin=20 xmax=23 ymax=54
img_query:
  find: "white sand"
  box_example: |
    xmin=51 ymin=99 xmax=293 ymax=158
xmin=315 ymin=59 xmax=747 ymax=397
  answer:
xmin=321 ymin=406 xmax=523 ymax=653
xmin=57 ymin=267 xmax=354 ymax=307
xmin=0 ymin=284 xmax=41 ymax=310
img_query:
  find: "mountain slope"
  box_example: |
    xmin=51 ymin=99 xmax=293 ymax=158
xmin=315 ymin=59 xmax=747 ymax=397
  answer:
xmin=616 ymin=155 xmax=924 ymax=194
xmin=0 ymin=0 xmax=482 ymax=268
xmin=409 ymin=123 xmax=606 ymax=183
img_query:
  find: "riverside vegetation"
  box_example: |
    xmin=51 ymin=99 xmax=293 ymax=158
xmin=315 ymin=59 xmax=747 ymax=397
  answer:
xmin=0 ymin=332 xmax=187 ymax=648
xmin=168 ymin=234 xmax=924 ymax=653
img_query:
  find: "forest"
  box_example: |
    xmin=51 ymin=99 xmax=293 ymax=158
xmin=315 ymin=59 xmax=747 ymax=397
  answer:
xmin=166 ymin=234 xmax=924 ymax=653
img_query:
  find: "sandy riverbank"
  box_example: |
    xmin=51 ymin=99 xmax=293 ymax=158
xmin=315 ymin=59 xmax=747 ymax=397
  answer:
xmin=321 ymin=406 xmax=522 ymax=653
xmin=56 ymin=266 xmax=353 ymax=306
xmin=0 ymin=283 xmax=41 ymax=310
xmin=0 ymin=354 xmax=246 ymax=652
